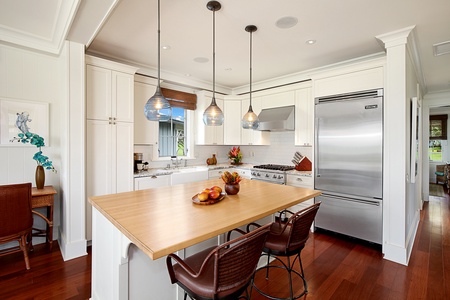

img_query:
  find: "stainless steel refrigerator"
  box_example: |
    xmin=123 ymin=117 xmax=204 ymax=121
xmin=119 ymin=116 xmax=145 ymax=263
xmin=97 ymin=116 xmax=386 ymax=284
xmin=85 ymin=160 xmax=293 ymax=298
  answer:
xmin=314 ymin=88 xmax=383 ymax=244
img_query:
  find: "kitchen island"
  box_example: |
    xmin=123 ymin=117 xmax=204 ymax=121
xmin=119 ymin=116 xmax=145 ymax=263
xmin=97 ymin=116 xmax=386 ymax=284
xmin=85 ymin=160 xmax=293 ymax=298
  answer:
xmin=89 ymin=178 xmax=321 ymax=300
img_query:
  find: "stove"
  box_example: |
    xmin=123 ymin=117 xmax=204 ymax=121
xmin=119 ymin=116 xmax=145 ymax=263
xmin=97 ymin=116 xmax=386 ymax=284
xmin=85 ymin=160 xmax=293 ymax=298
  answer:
xmin=251 ymin=164 xmax=295 ymax=184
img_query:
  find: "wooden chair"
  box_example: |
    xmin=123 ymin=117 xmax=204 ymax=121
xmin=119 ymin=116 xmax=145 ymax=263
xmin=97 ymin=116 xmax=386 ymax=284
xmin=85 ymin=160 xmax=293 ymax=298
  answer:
xmin=247 ymin=202 xmax=321 ymax=300
xmin=435 ymin=165 xmax=445 ymax=184
xmin=0 ymin=183 xmax=33 ymax=270
xmin=166 ymin=224 xmax=270 ymax=300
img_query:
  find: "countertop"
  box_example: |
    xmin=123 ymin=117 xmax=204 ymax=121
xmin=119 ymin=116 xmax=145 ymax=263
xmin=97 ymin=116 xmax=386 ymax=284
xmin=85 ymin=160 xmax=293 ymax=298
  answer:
xmin=134 ymin=163 xmax=254 ymax=178
xmin=89 ymin=178 xmax=321 ymax=260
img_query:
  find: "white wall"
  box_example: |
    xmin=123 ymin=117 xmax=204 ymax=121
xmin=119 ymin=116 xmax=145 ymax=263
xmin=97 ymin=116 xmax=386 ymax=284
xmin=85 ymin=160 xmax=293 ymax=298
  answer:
xmin=0 ymin=42 xmax=64 ymax=246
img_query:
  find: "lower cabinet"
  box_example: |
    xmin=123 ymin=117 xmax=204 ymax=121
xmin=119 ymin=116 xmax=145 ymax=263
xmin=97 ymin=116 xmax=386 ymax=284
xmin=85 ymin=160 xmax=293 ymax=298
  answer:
xmin=286 ymin=174 xmax=315 ymax=213
xmin=134 ymin=175 xmax=171 ymax=190
xmin=208 ymin=168 xmax=231 ymax=179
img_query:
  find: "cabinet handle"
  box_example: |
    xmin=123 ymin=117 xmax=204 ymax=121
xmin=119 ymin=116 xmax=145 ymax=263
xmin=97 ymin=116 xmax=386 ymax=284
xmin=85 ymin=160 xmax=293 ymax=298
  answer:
xmin=151 ymin=175 xmax=157 ymax=179
xmin=218 ymin=171 xmax=222 ymax=174
xmin=296 ymin=178 xmax=303 ymax=181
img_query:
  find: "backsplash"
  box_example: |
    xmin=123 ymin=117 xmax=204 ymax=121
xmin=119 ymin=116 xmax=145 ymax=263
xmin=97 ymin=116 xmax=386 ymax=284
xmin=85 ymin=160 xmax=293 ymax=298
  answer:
xmin=134 ymin=131 xmax=312 ymax=169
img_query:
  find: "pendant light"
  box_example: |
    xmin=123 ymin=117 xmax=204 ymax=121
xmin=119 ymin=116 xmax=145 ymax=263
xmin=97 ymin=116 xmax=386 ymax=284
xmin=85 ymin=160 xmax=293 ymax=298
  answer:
xmin=203 ymin=1 xmax=224 ymax=126
xmin=144 ymin=0 xmax=171 ymax=122
xmin=241 ymin=25 xmax=260 ymax=129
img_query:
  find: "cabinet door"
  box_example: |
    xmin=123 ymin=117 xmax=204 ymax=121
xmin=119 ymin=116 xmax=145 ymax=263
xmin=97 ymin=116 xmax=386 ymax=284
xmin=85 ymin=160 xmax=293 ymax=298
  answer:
xmin=208 ymin=168 xmax=231 ymax=179
xmin=223 ymin=99 xmax=242 ymax=145
xmin=294 ymin=87 xmax=313 ymax=146
xmin=86 ymin=65 xmax=112 ymax=120
xmin=86 ymin=119 xmax=113 ymax=240
xmin=262 ymin=90 xmax=295 ymax=109
xmin=113 ymin=71 xmax=134 ymax=122
xmin=134 ymin=82 xmax=159 ymax=144
xmin=196 ymin=91 xmax=224 ymax=145
xmin=135 ymin=175 xmax=170 ymax=190
xmin=115 ymin=121 xmax=134 ymax=193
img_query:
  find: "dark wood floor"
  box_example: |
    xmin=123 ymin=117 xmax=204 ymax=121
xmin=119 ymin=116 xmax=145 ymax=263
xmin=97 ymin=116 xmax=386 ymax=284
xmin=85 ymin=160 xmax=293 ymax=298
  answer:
xmin=0 ymin=187 xmax=448 ymax=300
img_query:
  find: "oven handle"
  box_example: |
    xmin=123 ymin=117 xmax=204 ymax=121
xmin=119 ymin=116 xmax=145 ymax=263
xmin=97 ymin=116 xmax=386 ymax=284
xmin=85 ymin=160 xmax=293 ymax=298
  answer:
xmin=251 ymin=178 xmax=285 ymax=185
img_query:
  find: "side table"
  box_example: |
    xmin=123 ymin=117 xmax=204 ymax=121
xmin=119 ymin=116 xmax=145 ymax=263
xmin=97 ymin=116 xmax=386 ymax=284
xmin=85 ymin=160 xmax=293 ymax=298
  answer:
xmin=31 ymin=186 xmax=57 ymax=251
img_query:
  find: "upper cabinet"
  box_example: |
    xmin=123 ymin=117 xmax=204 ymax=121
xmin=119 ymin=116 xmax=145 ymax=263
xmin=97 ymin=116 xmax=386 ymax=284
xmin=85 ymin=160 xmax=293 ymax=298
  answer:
xmin=86 ymin=56 xmax=136 ymax=122
xmin=223 ymin=97 xmax=242 ymax=145
xmin=195 ymin=91 xmax=224 ymax=145
xmin=134 ymin=78 xmax=159 ymax=145
xmin=294 ymin=86 xmax=313 ymax=146
xmin=261 ymin=90 xmax=295 ymax=109
xmin=313 ymin=65 xmax=384 ymax=98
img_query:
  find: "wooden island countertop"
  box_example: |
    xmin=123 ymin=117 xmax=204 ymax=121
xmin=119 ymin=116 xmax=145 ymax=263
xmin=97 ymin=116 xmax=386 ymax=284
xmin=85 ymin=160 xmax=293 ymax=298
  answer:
xmin=89 ymin=178 xmax=321 ymax=260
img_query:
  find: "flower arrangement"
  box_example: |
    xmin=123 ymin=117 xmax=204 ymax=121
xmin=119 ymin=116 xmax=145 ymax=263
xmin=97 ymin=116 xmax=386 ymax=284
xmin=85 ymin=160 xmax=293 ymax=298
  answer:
xmin=221 ymin=171 xmax=242 ymax=185
xmin=227 ymin=146 xmax=242 ymax=164
xmin=11 ymin=132 xmax=56 ymax=172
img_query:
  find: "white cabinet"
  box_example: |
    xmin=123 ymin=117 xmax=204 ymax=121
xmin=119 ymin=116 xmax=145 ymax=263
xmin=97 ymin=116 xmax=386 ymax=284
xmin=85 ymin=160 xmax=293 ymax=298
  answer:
xmin=86 ymin=64 xmax=134 ymax=122
xmin=208 ymin=168 xmax=231 ymax=179
xmin=195 ymin=91 xmax=224 ymax=145
xmin=286 ymin=174 xmax=315 ymax=212
xmin=294 ymin=87 xmax=313 ymax=146
xmin=171 ymin=169 xmax=209 ymax=185
xmin=241 ymin=96 xmax=270 ymax=145
xmin=85 ymin=56 xmax=137 ymax=240
xmin=223 ymin=98 xmax=242 ymax=145
xmin=134 ymin=175 xmax=170 ymax=190
xmin=235 ymin=168 xmax=251 ymax=179
xmin=134 ymin=81 xmax=159 ymax=145
xmin=261 ymin=90 xmax=295 ymax=109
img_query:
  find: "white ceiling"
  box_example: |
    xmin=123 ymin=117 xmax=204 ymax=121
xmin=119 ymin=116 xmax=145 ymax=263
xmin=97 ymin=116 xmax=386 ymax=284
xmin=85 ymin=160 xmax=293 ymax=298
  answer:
xmin=1 ymin=0 xmax=450 ymax=94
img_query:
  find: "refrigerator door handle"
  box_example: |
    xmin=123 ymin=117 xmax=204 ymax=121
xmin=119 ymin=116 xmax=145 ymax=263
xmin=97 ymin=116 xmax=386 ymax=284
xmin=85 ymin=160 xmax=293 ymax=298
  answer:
xmin=322 ymin=194 xmax=381 ymax=206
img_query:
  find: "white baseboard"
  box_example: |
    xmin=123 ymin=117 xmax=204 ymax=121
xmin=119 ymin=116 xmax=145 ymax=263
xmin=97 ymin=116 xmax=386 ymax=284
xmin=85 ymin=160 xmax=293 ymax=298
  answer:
xmin=58 ymin=228 xmax=87 ymax=261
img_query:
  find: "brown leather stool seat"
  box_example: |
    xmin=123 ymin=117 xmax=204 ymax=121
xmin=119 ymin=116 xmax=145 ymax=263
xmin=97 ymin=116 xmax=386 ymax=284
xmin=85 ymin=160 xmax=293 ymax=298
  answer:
xmin=166 ymin=224 xmax=270 ymax=300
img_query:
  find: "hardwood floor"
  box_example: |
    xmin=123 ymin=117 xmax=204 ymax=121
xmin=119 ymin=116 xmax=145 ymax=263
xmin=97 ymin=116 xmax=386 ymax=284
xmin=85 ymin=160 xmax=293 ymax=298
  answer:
xmin=0 ymin=190 xmax=448 ymax=299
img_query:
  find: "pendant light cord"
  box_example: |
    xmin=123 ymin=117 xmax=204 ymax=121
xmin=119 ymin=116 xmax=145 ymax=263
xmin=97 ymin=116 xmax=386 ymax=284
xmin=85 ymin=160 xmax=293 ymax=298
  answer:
xmin=157 ymin=0 xmax=161 ymax=86
xmin=249 ymin=29 xmax=252 ymax=107
xmin=212 ymin=7 xmax=216 ymax=101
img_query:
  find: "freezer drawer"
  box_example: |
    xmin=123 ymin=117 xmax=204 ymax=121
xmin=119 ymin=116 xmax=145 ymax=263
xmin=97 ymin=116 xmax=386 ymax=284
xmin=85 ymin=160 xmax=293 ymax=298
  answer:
xmin=315 ymin=194 xmax=382 ymax=244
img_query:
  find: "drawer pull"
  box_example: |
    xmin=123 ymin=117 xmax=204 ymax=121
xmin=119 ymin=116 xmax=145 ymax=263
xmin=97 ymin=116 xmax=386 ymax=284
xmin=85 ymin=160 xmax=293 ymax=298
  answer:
xmin=296 ymin=178 xmax=303 ymax=181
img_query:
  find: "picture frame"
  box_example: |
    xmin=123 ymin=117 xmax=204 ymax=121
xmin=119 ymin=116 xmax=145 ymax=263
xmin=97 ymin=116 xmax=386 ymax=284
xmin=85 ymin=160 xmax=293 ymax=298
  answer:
xmin=410 ymin=97 xmax=420 ymax=183
xmin=0 ymin=98 xmax=49 ymax=146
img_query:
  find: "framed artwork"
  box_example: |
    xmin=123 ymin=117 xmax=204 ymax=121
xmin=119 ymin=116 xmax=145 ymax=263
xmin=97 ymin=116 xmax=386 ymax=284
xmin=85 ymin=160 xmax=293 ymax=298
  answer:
xmin=410 ymin=97 xmax=420 ymax=183
xmin=0 ymin=98 xmax=49 ymax=146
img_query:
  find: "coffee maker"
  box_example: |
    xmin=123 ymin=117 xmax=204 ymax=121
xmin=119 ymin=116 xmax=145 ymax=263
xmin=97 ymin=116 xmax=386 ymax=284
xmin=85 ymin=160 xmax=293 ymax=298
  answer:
xmin=134 ymin=153 xmax=143 ymax=172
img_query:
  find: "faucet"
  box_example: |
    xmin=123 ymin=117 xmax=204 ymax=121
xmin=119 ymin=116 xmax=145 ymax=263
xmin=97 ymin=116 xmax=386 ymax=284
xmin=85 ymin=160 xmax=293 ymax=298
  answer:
xmin=171 ymin=156 xmax=183 ymax=168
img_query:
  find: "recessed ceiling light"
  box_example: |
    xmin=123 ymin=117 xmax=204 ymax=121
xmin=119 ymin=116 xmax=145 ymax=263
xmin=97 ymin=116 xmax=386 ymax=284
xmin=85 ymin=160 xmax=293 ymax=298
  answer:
xmin=275 ymin=16 xmax=298 ymax=29
xmin=306 ymin=39 xmax=316 ymax=45
xmin=162 ymin=45 xmax=171 ymax=50
xmin=194 ymin=57 xmax=209 ymax=63
xmin=185 ymin=73 xmax=191 ymax=77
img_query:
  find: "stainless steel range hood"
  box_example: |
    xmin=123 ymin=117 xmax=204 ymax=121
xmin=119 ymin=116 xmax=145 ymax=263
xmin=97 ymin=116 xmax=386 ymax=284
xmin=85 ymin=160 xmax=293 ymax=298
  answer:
xmin=256 ymin=105 xmax=295 ymax=131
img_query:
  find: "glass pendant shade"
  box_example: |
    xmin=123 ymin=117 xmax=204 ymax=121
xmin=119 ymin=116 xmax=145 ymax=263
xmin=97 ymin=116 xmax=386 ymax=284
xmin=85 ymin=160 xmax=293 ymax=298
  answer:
xmin=241 ymin=24 xmax=259 ymax=129
xmin=241 ymin=105 xmax=260 ymax=129
xmin=144 ymin=0 xmax=171 ymax=122
xmin=144 ymin=86 xmax=171 ymax=121
xmin=203 ymin=97 xmax=224 ymax=125
xmin=203 ymin=1 xmax=224 ymax=126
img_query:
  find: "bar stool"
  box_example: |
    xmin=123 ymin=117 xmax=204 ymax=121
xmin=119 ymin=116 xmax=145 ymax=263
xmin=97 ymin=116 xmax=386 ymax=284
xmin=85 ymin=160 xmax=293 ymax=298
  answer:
xmin=247 ymin=202 xmax=321 ymax=300
xmin=166 ymin=224 xmax=270 ymax=300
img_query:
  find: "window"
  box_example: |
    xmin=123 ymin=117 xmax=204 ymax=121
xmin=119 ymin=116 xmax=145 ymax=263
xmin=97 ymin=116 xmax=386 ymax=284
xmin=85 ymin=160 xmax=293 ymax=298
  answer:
xmin=429 ymin=114 xmax=447 ymax=162
xmin=154 ymin=88 xmax=197 ymax=159
xmin=158 ymin=108 xmax=187 ymax=157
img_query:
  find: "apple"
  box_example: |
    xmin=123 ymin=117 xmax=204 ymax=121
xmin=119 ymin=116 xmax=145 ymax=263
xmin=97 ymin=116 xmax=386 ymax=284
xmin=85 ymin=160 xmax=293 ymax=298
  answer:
xmin=210 ymin=185 xmax=222 ymax=194
xmin=198 ymin=192 xmax=209 ymax=201
xmin=202 ymin=188 xmax=211 ymax=194
xmin=209 ymin=190 xmax=220 ymax=200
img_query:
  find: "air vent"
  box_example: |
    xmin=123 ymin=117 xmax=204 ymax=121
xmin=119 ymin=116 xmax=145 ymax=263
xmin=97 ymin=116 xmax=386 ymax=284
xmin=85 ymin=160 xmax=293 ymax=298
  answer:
xmin=316 ymin=89 xmax=383 ymax=103
xmin=433 ymin=41 xmax=450 ymax=56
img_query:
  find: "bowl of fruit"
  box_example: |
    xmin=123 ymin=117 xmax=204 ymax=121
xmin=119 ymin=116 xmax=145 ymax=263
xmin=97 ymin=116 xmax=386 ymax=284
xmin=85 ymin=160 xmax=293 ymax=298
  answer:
xmin=192 ymin=185 xmax=226 ymax=205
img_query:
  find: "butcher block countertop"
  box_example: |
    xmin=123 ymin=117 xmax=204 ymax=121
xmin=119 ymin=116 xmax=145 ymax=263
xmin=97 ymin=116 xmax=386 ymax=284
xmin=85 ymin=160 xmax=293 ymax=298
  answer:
xmin=89 ymin=179 xmax=321 ymax=260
